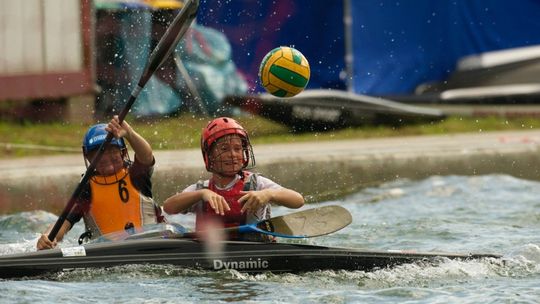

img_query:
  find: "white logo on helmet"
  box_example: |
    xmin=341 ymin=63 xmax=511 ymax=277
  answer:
xmin=89 ymin=134 xmax=107 ymax=145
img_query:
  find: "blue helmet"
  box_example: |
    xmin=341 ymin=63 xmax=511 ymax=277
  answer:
xmin=82 ymin=123 xmax=126 ymax=153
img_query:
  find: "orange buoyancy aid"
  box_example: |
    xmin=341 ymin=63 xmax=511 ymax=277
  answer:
xmin=83 ymin=168 xmax=158 ymax=237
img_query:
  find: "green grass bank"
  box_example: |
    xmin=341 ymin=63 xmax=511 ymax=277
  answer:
xmin=2 ymin=115 xmax=540 ymax=158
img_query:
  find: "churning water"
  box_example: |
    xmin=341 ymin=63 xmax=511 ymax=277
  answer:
xmin=1 ymin=174 xmax=539 ymax=303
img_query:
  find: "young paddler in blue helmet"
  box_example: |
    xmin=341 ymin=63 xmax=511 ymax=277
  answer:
xmin=36 ymin=116 xmax=165 ymax=250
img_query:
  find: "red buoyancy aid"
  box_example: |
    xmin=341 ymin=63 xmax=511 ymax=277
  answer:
xmin=195 ymin=173 xmax=249 ymax=232
xmin=194 ymin=172 xmax=273 ymax=242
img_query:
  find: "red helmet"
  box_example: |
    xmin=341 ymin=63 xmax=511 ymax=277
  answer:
xmin=201 ymin=117 xmax=255 ymax=172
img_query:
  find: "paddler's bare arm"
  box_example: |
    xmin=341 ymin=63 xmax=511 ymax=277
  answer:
xmin=239 ymin=188 xmax=305 ymax=214
xmin=106 ymin=115 xmax=154 ymax=165
xmin=36 ymin=221 xmax=72 ymax=250
xmin=163 ymin=189 xmax=231 ymax=216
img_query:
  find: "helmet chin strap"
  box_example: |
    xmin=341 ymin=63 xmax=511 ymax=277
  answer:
xmin=210 ymin=159 xmax=244 ymax=179
xmin=210 ymin=164 xmax=243 ymax=186
xmin=212 ymin=168 xmax=239 ymax=179
xmin=91 ymin=167 xmax=129 ymax=185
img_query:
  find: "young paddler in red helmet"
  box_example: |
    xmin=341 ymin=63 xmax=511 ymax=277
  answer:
xmin=163 ymin=117 xmax=304 ymax=241
xmin=36 ymin=116 xmax=165 ymax=250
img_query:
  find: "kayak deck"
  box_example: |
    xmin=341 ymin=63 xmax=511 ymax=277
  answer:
xmin=0 ymin=238 xmax=501 ymax=279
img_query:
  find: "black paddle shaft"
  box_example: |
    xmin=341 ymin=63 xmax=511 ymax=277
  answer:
xmin=48 ymin=0 xmax=200 ymax=241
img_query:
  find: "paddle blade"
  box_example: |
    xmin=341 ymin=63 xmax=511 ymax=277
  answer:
xmin=137 ymin=0 xmax=199 ymax=87
xmin=256 ymin=205 xmax=352 ymax=238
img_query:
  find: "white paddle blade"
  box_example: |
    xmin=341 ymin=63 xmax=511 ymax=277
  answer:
xmin=266 ymin=205 xmax=352 ymax=238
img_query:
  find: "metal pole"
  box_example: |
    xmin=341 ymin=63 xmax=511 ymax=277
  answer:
xmin=343 ymin=0 xmax=354 ymax=92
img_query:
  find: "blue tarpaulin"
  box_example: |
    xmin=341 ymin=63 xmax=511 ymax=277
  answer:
xmin=197 ymin=0 xmax=347 ymax=92
xmin=351 ymin=0 xmax=540 ymax=95
xmin=94 ymin=0 xmax=540 ymax=117
xmin=197 ymin=0 xmax=540 ymax=95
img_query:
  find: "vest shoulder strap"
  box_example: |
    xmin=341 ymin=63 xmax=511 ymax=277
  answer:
xmin=196 ymin=173 xmax=257 ymax=191
xmin=193 ymin=180 xmax=208 ymax=213
xmin=195 ymin=180 xmax=209 ymax=190
xmin=243 ymin=172 xmax=258 ymax=191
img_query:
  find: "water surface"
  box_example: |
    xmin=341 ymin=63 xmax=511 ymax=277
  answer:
xmin=1 ymin=174 xmax=539 ymax=303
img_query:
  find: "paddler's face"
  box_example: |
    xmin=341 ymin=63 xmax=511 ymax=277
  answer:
xmin=210 ymin=135 xmax=245 ymax=176
xmin=87 ymin=145 xmax=124 ymax=176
